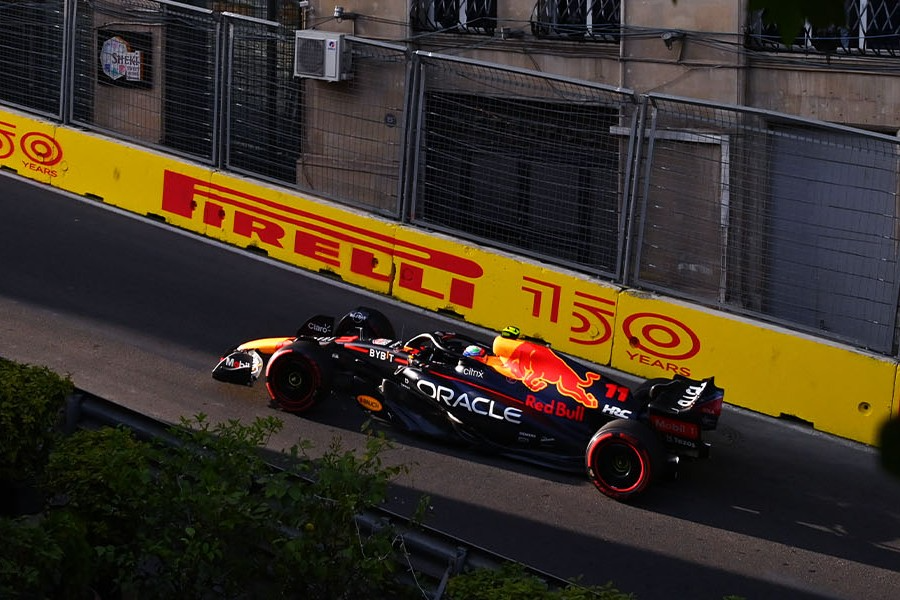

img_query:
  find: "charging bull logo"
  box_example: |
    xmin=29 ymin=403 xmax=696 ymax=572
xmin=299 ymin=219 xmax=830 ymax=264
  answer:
xmin=493 ymin=338 xmax=601 ymax=409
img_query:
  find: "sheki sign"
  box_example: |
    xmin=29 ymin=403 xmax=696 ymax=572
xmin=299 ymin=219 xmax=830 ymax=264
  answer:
xmin=100 ymin=36 xmax=143 ymax=82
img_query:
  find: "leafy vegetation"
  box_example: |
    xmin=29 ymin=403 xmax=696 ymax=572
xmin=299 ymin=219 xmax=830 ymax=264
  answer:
xmin=0 ymin=359 xmax=73 ymax=484
xmin=0 ymin=395 xmax=632 ymax=598
xmin=0 ymin=358 xmax=760 ymax=599
xmin=747 ymin=0 xmax=846 ymax=44
xmin=446 ymin=563 xmax=635 ymax=599
xmin=30 ymin=414 xmax=419 ymax=599
xmin=3 ymin=405 xmax=637 ymax=599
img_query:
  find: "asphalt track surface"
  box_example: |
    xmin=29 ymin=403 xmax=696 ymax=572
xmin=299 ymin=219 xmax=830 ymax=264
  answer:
xmin=2 ymin=172 xmax=899 ymax=600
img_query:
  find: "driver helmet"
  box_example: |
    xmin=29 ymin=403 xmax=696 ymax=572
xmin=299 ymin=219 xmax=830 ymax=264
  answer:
xmin=463 ymin=344 xmax=487 ymax=359
xmin=501 ymin=325 xmax=521 ymax=339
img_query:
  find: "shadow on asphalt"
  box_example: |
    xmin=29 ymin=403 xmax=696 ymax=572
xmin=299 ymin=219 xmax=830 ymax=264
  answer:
xmin=304 ymin=391 xmax=900 ymax=582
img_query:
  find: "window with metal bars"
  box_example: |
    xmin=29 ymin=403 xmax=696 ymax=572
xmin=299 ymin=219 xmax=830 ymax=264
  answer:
xmin=747 ymin=0 xmax=900 ymax=56
xmin=410 ymin=0 xmax=497 ymax=34
xmin=530 ymin=0 xmax=620 ymax=41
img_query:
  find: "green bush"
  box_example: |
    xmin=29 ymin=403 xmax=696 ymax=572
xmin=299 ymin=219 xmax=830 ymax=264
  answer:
xmin=0 ymin=510 xmax=93 ymax=599
xmin=40 ymin=414 xmax=417 ymax=599
xmin=0 ymin=360 xmax=750 ymax=600
xmin=43 ymin=425 xmax=155 ymax=593
xmin=0 ymin=359 xmax=73 ymax=483
xmin=267 ymin=432 xmax=414 ymax=599
xmin=446 ymin=563 xmax=635 ymax=600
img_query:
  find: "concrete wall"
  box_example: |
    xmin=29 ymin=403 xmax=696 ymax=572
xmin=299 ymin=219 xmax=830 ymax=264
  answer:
xmin=620 ymin=0 xmax=744 ymax=104
xmin=746 ymin=61 xmax=900 ymax=132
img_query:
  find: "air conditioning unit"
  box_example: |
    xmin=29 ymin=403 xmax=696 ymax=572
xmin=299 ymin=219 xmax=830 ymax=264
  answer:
xmin=294 ymin=30 xmax=351 ymax=82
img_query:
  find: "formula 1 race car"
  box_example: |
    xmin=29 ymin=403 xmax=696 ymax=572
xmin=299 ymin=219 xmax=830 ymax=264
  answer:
xmin=212 ymin=307 xmax=724 ymax=501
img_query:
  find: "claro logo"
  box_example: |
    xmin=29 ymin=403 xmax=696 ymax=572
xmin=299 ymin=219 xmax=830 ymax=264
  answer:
xmin=417 ymin=380 xmax=522 ymax=424
xmin=307 ymin=322 xmax=331 ymax=333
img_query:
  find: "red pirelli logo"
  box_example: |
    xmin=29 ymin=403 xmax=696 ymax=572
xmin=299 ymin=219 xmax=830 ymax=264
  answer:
xmin=161 ymin=170 xmax=483 ymax=308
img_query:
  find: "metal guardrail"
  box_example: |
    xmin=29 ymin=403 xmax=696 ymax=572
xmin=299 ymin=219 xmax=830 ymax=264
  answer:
xmin=64 ymin=388 xmax=580 ymax=598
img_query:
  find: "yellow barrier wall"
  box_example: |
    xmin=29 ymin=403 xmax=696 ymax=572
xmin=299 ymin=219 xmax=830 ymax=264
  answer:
xmin=612 ymin=291 xmax=896 ymax=445
xmin=1 ymin=107 xmax=895 ymax=445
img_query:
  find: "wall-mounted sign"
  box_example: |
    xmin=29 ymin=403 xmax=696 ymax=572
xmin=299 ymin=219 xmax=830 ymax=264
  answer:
xmin=98 ymin=31 xmax=153 ymax=88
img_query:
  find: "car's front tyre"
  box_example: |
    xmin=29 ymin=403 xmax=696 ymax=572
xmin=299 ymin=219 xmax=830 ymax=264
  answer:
xmin=265 ymin=341 xmax=331 ymax=413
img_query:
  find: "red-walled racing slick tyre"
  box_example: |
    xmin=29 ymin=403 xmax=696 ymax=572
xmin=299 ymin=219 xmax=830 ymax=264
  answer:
xmin=586 ymin=419 xmax=665 ymax=501
xmin=265 ymin=341 xmax=331 ymax=413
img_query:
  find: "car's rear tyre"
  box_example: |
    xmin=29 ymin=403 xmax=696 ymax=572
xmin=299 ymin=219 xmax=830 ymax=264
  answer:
xmin=265 ymin=341 xmax=331 ymax=413
xmin=586 ymin=419 xmax=664 ymax=501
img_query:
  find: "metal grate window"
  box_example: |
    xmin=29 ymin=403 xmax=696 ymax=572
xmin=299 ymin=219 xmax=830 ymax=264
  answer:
xmin=225 ymin=21 xmax=302 ymax=185
xmin=0 ymin=0 xmax=64 ymax=118
xmin=858 ymin=0 xmax=900 ymax=52
xmin=747 ymin=0 xmax=900 ymax=56
xmin=530 ymin=0 xmax=620 ymax=41
xmin=68 ymin=0 xmax=218 ymax=162
xmin=412 ymin=57 xmax=636 ymax=280
xmin=410 ymin=0 xmax=497 ymax=35
xmin=632 ymin=96 xmax=900 ymax=353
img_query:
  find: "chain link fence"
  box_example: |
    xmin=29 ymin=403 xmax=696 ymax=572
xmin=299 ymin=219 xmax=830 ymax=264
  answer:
xmin=0 ymin=0 xmax=65 ymax=119
xmin=2 ymin=0 xmax=900 ymax=355
xmin=632 ymin=96 xmax=900 ymax=353
xmin=70 ymin=0 xmax=220 ymax=162
xmin=290 ymin=38 xmax=409 ymax=215
xmin=226 ymin=15 xmax=303 ymax=184
xmin=409 ymin=55 xmax=638 ymax=279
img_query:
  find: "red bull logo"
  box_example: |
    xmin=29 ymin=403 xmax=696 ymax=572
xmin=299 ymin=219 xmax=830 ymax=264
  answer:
xmin=493 ymin=337 xmax=601 ymax=409
xmin=525 ymin=395 xmax=586 ymax=422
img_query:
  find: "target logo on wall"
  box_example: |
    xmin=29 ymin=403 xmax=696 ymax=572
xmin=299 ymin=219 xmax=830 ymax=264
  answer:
xmin=0 ymin=121 xmax=64 ymax=177
xmin=621 ymin=312 xmax=701 ymax=376
xmin=20 ymin=132 xmax=63 ymax=166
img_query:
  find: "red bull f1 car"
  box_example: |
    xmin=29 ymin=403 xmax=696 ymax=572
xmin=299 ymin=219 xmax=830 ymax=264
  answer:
xmin=212 ymin=307 xmax=724 ymax=501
